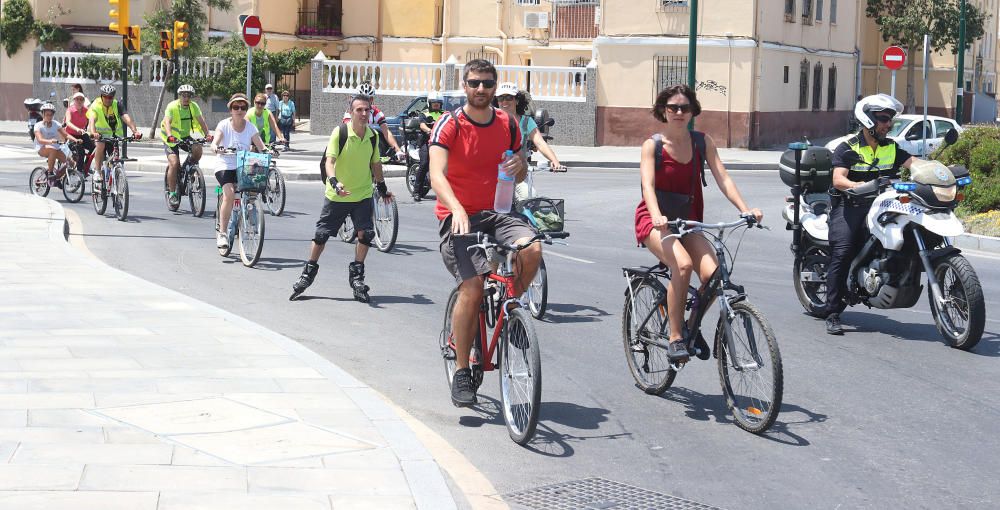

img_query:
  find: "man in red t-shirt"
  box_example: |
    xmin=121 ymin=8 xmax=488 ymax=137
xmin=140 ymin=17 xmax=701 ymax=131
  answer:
xmin=429 ymin=59 xmax=541 ymax=407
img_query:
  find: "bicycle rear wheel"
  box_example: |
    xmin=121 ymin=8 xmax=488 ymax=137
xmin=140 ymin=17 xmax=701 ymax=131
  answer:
xmin=716 ymin=300 xmax=783 ymax=434
xmin=29 ymin=167 xmax=51 ymax=197
xmin=62 ymin=168 xmax=85 ymax=203
xmin=373 ymin=194 xmax=399 ymax=253
xmin=112 ymin=164 xmax=129 ymax=221
xmin=238 ymin=196 xmax=266 ymax=267
xmin=91 ymin=171 xmax=108 ymax=215
xmin=500 ymin=307 xmax=542 ymax=445
xmin=622 ymin=278 xmax=676 ymax=395
xmin=188 ymin=167 xmax=206 ymax=217
xmin=526 ymin=258 xmax=548 ymax=319
xmin=338 ymin=216 xmax=356 ymax=243
xmin=440 ymin=289 xmax=460 ymax=387
xmin=265 ymin=167 xmax=286 ymax=216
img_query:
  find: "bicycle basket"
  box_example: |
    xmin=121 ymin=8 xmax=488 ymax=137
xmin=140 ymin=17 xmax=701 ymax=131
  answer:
xmin=235 ymin=151 xmax=271 ymax=192
xmin=515 ymin=197 xmax=564 ymax=233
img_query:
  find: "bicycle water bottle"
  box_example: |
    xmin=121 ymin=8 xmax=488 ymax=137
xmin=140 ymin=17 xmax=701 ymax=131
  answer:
xmin=493 ymin=150 xmax=515 ymax=213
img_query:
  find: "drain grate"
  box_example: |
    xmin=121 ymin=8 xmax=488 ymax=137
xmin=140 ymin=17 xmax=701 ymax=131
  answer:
xmin=505 ymin=477 xmax=723 ymax=510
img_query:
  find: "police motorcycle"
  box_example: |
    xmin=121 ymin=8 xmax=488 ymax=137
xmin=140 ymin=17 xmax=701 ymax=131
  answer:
xmin=402 ymin=113 xmax=427 ymax=199
xmin=781 ymin=128 xmax=985 ymax=350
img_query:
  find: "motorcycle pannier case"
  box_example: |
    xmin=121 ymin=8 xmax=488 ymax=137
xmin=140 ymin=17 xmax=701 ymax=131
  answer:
xmin=779 ymin=147 xmax=833 ymax=192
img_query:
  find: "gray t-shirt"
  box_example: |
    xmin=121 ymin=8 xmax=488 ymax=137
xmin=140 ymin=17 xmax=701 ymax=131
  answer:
xmin=34 ymin=120 xmax=62 ymax=151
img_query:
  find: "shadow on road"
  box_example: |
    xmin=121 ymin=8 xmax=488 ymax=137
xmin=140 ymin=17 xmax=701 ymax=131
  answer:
xmin=122 ymin=215 xmax=168 ymax=223
xmin=657 ymin=386 xmax=826 ymax=446
xmin=253 ymin=257 xmax=306 ymax=270
xmin=541 ymin=302 xmax=611 ymax=324
xmin=384 ymin=243 xmax=435 ymax=256
xmin=848 ymin=311 xmax=1000 ymax=357
xmin=369 ymin=293 xmax=434 ymax=308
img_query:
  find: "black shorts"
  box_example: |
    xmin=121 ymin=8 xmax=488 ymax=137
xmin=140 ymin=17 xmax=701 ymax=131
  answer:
xmin=314 ymin=197 xmax=374 ymax=242
xmin=439 ymin=211 xmax=535 ymax=283
xmin=215 ymin=169 xmax=237 ymax=186
xmin=163 ymin=144 xmax=180 ymax=157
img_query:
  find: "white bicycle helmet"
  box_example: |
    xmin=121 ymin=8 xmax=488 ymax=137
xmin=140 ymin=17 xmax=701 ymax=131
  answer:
xmin=854 ymin=94 xmax=903 ymax=130
xmin=40 ymin=102 xmax=56 ymax=112
xmin=357 ymin=82 xmax=376 ymax=97
xmin=427 ymin=91 xmax=443 ymax=104
xmin=99 ymin=84 xmax=116 ymax=96
xmin=496 ymin=82 xmax=519 ymax=97
xmin=177 ymin=84 xmax=195 ymax=95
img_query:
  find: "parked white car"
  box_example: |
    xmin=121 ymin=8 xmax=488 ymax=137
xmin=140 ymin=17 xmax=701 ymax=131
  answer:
xmin=825 ymin=114 xmax=962 ymax=157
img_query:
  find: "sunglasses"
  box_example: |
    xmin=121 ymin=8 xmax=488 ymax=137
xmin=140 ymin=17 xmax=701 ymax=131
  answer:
xmin=230 ymin=104 xmax=249 ymax=111
xmin=664 ymin=103 xmax=692 ymax=114
xmin=465 ymin=79 xmax=496 ymax=89
xmin=101 ymin=95 xmax=114 ymax=99
xmin=255 ymin=101 xmax=266 ymax=105
xmin=180 ymin=92 xmax=193 ymax=97
xmin=497 ymin=95 xmax=516 ymax=102
xmin=874 ymin=114 xmax=893 ymax=123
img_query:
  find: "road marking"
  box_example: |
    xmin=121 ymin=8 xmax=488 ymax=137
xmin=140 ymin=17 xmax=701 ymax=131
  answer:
xmin=901 ymin=307 xmax=1000 ymax=325
xmin=545 ymin=250 xmax=595 ymax=264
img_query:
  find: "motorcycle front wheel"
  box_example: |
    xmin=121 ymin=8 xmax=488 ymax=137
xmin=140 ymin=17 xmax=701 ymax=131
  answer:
xmin=928 ymin=253 xmax=985 ymax=351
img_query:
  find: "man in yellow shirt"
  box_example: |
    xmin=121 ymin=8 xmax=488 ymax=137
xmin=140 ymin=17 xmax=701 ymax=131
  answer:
xmin=86 ymin=84 xmax=140 ymax=183
xmin=161 ymin=84 xmax=212 ymax=208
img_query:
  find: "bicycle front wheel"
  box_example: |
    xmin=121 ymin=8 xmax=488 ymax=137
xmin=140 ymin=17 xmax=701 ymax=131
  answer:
xmin=500 ymin=307 xmax=542 ymax=445
xmin=373 ymin=195 xmax=399 ymax=253
xmin=92 ymin=171 xmax=108 ymax=215
xmin=238 ymin=196 xmax=266 ymax=267
xmin=29 ymin=167 xmax=51 ymax=197
xmin=62 ymin=168 xmax=85 ymax=203
xmin=112 ymin=164 xmax=129 ymax=221
xmin=265 ymin=167 xmax=286 ymax=216
xmin=716 ymin=300 xmax=783 ymax=434
xmin=526 ymin=258 xmax=548 ymax=319
xmin=622 ymin=278 xmax=676 ymax=395
xmin=188 ymin=167 xmax=206 ymax=217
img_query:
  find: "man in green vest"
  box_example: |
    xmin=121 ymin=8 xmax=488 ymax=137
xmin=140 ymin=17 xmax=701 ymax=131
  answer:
xmin=86 ymin=84 xmax=140 ymax=184
xmin=824 ymin=94 xmax=915 ymax=335
xmin=162 ymin=84 xmax=212 ymax=208
xmin=412 ymin=91 xmax=445 ymax=200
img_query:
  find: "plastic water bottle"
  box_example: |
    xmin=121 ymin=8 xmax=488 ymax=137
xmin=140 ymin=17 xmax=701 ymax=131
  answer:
xmin=494 ymin=150 xmax=515 ymax=213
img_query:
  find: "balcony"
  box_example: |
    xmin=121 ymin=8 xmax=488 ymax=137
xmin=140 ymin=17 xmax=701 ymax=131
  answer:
xmin=551 ymin=0 xmax=600 ymax=40
xmin=297 ymin=9 xmax=342 ymax=37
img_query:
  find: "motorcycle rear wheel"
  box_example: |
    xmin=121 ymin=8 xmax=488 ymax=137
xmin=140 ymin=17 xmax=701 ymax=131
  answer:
xmin=793 ymin=247 xmax=830 ymax=318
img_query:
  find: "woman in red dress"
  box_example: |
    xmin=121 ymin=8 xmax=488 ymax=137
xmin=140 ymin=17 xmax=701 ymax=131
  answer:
xmin=635 ymin=84 xmax=762 ymax=361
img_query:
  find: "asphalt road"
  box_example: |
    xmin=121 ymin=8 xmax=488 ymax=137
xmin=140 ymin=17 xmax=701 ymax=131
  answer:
xmin=2 ymin=137 xmax=998 ymax=509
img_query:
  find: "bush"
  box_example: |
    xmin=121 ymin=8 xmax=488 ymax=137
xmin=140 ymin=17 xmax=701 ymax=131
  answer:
xmin=931 ymin=125 xmax=1000 ymax=214
xmin=0 ymin=0 xmax=34 ymax=57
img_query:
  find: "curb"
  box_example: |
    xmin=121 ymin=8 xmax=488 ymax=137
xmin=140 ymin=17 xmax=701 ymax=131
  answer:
xmin=953 ymin=232 xmax=1000 ymax=254
xmin=10 ymin=189 xmax=464 ymax=510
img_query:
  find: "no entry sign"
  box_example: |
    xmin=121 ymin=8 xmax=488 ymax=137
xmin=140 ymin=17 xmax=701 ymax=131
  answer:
xmin=882 ymin=46 xmax=905 ymax=71
xmin=242 ymin=15 xmax=262 ymax=47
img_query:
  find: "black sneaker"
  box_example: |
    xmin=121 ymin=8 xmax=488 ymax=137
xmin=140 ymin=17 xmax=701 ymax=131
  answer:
xmin=451 ymin=368 xmax=477 ymax=407
xmin=826 ymin=313 xmax=844 ymax=335
xmin=666 ymin=340 xmax=690 ymax=362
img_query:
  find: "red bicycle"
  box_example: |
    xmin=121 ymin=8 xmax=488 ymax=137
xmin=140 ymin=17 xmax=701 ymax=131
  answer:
xmin=439 ymin=230 xmax=569 ymax=445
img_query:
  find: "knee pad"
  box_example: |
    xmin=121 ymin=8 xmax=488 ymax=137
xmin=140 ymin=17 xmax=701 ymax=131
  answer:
xmin=312 ymin=231 xmax=331 ymax=245
xmin=357 ymin=229 xmax=375 ymax=247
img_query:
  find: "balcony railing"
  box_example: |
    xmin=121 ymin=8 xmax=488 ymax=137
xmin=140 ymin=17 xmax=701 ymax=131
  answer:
xmin=298 ymin=10 xmax=342 ymax=37
xmin=551 ymin=0 xmax=599 ymax=39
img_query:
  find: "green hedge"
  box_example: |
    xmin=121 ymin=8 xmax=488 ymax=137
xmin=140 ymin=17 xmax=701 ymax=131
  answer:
xmin=931 ymin=125 xmax=1000 ymax=214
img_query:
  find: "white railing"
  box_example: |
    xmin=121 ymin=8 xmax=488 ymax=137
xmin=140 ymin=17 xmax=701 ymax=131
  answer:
xmin=322 ymin=60 xmax=446 ymax=95
xmin=39 ymin=51 xmax=142 ymax=83
xmin=149 ymin=56 xmax=225 ymax=86
xmin=496 ymin=65 xmax=588 ymax=101
xmin=319 ymin=59 xmax=588 ymax=101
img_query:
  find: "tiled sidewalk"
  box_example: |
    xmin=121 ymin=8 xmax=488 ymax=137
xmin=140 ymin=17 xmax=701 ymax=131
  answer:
xmin=0 ymin=190 xmax=458 ymax=510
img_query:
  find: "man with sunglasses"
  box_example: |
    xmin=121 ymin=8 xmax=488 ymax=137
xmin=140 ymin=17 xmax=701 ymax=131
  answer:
xmin=824 ymin=94 xmax=915 ymax=335
xmin=342 ymin=82 xmax=404 ymax=161
xmin=87 ymin=84 xmax=140 ymax=186
xmin=162 ymin=84 xmax=212 ymax=208
xmin=429 ymin=59 xmax=541 ymax=408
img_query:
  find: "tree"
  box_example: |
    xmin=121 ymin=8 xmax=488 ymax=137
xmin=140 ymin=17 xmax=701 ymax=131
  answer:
xmin=141 ymin=0 xmax=232 ymax=56
xmin=866 ymin=0 xmax=987 ymax=112
xmin=187 ymin=36 xmax=314 ymax=100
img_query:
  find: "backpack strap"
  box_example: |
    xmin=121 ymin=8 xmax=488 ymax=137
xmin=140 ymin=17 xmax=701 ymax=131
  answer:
xmin=368 ymin=127 xmax=378 ymax=157
xmin=336 ymin=123 xmax=349 ymax=156
xmin=690 ymin=130 xmax=708 ymax=187
xmin=507 ymin=111 xmax=517 ymax=151
xmin=651 ymin=134 xmax=664 ymax=174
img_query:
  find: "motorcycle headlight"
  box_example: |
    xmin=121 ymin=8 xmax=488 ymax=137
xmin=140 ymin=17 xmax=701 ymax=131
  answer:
xmin=932 ymin=184 xmax=957 ymax=203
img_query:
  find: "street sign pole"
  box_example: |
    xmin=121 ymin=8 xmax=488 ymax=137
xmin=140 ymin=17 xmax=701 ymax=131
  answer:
xmin=922 ymin=34 xmax=930 ymax=157
xmin=240 ymin=15 xmax=263 ymax=98
xmin=122 ymin=34 xmax=129 ymax=159
xmin=686 ymin=0 xmax=698 ymax=130
xmin=890 ymin=70 xmax=896 ymax=97
xmin=246 ymin=46 xmax=252 ymax=97
xmin=956 ymin=0 xmax=967 ymax=124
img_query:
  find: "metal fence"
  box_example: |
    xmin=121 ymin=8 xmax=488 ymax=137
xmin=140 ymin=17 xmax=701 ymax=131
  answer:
xmin=550 ymin=0 xmax=600 ymax=39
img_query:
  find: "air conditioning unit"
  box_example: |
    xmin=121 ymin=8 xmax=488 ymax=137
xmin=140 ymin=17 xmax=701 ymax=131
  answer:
xmin=524 ymin=11 xmax=549 ymax=30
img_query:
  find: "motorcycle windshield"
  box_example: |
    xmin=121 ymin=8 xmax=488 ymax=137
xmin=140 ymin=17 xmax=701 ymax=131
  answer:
xmin=910 ymin=159 xmax=957 ymax=202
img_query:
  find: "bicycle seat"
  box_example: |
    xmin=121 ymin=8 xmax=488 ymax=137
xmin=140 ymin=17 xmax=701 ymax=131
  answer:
xmin=623 ymin=263 xmax=669 ymax=277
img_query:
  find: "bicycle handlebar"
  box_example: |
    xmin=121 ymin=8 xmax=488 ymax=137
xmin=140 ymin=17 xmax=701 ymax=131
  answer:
xmin=663 ymin=215 xmax=764 ymax=240
xmin=462 ymin=230 xmax=570 ymax=254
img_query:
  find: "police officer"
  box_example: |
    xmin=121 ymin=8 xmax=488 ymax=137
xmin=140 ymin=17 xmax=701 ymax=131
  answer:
xmin=412 ymin=91 xmax=445 ymax=201
xmin=824 ymin=94 xmax=916 ymax=334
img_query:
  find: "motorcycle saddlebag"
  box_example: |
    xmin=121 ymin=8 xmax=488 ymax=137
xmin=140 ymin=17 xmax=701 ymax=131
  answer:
xmin=779 ymin=146 xmax=833 ymax=192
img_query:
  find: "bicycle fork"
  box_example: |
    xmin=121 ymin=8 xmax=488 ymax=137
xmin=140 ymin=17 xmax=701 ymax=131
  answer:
xmin=717 ymin=295 xmax=763 ymax=372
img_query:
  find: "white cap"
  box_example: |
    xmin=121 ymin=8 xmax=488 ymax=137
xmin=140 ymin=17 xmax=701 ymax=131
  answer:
xmin=71 ymin=92 xmax=86 ymax=100
xmin=496 ymin=82 xmax=518 ymax=97
xmin=265 ymin=83 xmax=274 ymax=89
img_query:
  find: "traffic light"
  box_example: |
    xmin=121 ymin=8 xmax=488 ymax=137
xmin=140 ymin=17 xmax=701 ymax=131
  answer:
xmin=108 ymin=0 xmax=129 ymax=35
xmin=125 ymin=25 xmax=140 ymax=53
xmin=159 ymin=30 xmax=173 ymax=59
xmin=173 ymin=21 xmax=189 ymax=50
